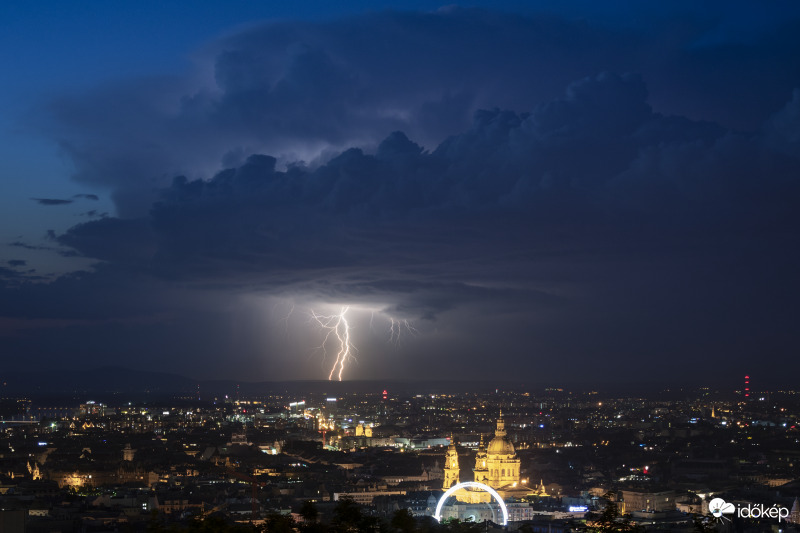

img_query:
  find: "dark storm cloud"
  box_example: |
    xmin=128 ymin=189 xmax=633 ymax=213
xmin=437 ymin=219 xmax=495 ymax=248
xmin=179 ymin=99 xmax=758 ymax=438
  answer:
xmin=7 ymin=260 xmax=26 ymax=267
xmin=9 ymin=7 xmax=800 ymax=380
xmin=0 ymin=263 xmax=176 ymax=321
xmin=57 ymin=217 xmax=155 ymax=265
xmin=33 ymin=70 xmax=799 ymax=382
xmin=80 ymin=210 xmax=108 ymax=217
xmin=73 ymin=193 xmax=99 ymax=201
xmin=43 ymin=8 xmax=800 ymax=216
xmin=31 ymin=197 xmax=72 ymax=205
xmin=9 ymin=240 xmax=50 ymax=251
xmin=52 ymin=72 xmax=800 ymax=316
xmin=0 ymin=265 xmax=46 ymax=283
xmin=0 ymin=266 xmax=25 ymax=281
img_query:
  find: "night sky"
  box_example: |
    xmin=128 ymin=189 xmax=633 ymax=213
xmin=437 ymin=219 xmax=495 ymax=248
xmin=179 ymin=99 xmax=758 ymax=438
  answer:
xmin=1 ymin=1 xmax=799 ymax=385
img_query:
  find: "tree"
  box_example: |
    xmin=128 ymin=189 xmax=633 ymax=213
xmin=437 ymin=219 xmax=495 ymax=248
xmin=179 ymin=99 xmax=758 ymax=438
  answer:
xmin=415 ymin=515 xmax=441 ymax=533
xmin=187 ymin=514 xmax=258 ymax=533
xmin=332 ymin=498 xmax=380 ymax=533
xmin=391 ymin=509 xmax=416 ymax=533
xmin=301 ymin=500 xmax=320 ymax=523
xmin=691 ymin=513 xmax=718 ymax=533
xmin=441 ymin=518 xmax=482 ymax=533
xmin=517 ymin=524 xmax=534 ymax=533
xmin=589 ymin=493 xmax=645 ymax=533
xmin=264 ymin=512 xmax=296 ymax=533
xmin=332 ymin=498 xmax=365 ymax=533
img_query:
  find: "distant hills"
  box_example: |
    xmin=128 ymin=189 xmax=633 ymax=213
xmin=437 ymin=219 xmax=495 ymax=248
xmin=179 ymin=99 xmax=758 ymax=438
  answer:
xmin=1 ymin=366 xmax=532 ymax=401
xmin=1 ymin=367 xmax=194 ymax=401
xmin=0 ymin=366 xmax=756 ymax=403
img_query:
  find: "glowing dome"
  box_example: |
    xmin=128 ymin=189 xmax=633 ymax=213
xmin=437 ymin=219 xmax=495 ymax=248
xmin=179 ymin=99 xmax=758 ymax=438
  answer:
xmin=487 ymin=435 xmax=515 ymax=455
xmin=487 ymin=412 xmax=515 ymax=455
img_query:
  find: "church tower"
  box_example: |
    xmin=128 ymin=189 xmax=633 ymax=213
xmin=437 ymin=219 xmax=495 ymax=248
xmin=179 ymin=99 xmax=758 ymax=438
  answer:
xmin=473 ymin=434 xmax=489 ymax=484
xmin=123 ymin=443 xmax=136 ymax=462
xmin=443 ymin=436 xmax=460 ymax=489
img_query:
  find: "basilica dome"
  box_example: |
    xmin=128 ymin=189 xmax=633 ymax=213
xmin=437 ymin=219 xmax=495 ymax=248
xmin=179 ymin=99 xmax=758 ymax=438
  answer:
xmin=487 ymin=434 xmax=515 ymax=455
xmin=486 ymin=412 xmax=516 ymax=455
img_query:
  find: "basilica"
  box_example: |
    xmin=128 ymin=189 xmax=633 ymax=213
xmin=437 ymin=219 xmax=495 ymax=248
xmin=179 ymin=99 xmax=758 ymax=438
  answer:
xmin=443 ymin=412 xmax=546 ymax=504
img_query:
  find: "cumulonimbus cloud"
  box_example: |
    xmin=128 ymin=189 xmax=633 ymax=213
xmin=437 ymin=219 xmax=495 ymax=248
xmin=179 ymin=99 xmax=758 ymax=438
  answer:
xmin=5 ymin=7 xmax=799 ymax=380
xmin=43 ymin=8 xmax=800 ymax=217
xmin=50 ymin=72 xmax=800 ymax=314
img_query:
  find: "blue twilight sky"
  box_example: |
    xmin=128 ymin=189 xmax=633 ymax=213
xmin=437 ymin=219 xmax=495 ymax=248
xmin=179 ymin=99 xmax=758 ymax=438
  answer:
xmin=1 ymin=1 xmax=799 ymax=383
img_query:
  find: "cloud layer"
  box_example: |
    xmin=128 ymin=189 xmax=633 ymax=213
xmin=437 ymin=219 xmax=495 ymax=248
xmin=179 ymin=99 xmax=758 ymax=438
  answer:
xmin=45 ymin=8 xmax=800 ymax=216
xmin=4 ymin=7 xmax=800 ymax=382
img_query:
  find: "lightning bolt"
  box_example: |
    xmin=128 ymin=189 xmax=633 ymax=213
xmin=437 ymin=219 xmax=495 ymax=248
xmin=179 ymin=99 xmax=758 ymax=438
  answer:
xmin=388 ymin=317 xmax=418 ymax=346
xmin=278 ymin=304 xmax=295 ymax=336
xmin=310 ymin=306 xmax=356 ymax=381
xmin=389 ymin=318 xmax=399 ymax=345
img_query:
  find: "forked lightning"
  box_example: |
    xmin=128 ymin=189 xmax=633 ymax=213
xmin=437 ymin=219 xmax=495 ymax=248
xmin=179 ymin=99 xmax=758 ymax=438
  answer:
xmin=310 ymin=306 xmax=356 ymax=381
xmin=306 ymin=305 xmax=418 ymax=380
xmin=389 ymin=317 xmax=419 ymax=345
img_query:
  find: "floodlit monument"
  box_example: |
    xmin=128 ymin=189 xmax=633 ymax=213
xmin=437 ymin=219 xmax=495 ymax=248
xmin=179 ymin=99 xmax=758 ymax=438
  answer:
xmin=436 ymin=413 xmax=547 ymax=522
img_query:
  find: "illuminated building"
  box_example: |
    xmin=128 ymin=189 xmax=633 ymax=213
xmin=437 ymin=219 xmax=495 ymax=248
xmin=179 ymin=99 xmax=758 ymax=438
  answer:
xmin=790 ymin=497 xmax=799 ymax=524
xmin=289 ymin=401 xmax=305 ymax=416
xmin=473 ymin=434 xmax=489 ymax=484
xmin=483 ymin=412 xmax=520 ymax=490
xmin=443 ymin=436 xmax=460 ymax=489
xmin=123 ymin=443 xmax=136 ymax=462
xmin=620 ymin=490 xmax=675 ymax=513
xmin=446 ymin=413 xmax=543 ymax=505
xmin=355 ymin=423 xmax=373 ymax=437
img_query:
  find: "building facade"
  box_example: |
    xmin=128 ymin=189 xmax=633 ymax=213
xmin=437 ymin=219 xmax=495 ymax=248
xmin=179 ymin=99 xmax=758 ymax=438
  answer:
xmin=483 ymin=413 xmax=521 ymax=490
xmin=443 ymin=437 xmax=460 ymax=489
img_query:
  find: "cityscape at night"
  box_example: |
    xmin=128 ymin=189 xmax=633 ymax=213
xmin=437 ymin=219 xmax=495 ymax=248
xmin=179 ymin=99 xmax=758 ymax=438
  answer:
xmin=1 ymin=381 xmax=800 ymax=531
xmin=1 ymin=1 xmax=800 ymax=531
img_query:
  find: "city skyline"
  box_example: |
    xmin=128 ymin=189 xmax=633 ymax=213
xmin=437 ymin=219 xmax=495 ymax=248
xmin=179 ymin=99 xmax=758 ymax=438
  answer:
xmin=1 ymin=383 xmax=797 ymax=530
xmin=1 ymin=1 xmax=800 ymax=383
